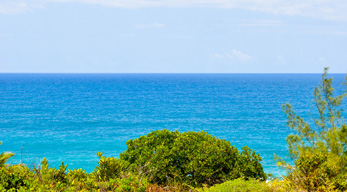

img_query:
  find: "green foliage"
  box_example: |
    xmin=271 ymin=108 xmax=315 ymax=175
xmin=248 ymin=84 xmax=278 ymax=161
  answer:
xmin=68 ymin=168 xmax=88 ymax=181
xmin=275 ymin=67 xmax=347 ymax=191
xmin=0 ymin=165 xmax=35 ymax=191
xmin=0 ymin=157 xmax=149 ymax=191
xmin=0 ymin=124 xmax=266 ymax=190
xmin=35 ymin=157 xmax=68 ymax=185
xmin=120 ymin=129 xmax=266 ymax=187
xmin=111 ymin=175 xmax=148 ymax=192
xmin=0 ymin=142 xmax=14 ymax=167
xmin=239 ymin=146 xmax=267 ymax=180
xmin=93 ymin=152 xmax=129 ymax=182
xmin=287 ymin=150 xmax=347 ymax=191
xmin=202 ymin=178 xmax=270 ymax=192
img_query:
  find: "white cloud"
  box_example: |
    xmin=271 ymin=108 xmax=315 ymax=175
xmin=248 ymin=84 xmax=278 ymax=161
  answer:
xmin=1 ymin=0 xmax=347 ymax=21
xmin=214 ymin=49 xmax=253 ymax=62
xmin=0 ymin=1 xmax=44 ymax=14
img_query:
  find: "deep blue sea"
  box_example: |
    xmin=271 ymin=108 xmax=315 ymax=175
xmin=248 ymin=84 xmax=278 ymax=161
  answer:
xmin=1 ymin=74 xmax=346 ymax=175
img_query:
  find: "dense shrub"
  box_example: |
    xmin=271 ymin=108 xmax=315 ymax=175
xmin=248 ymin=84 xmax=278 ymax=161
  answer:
xmin=120 ymin=129 xmax=267 ymax=187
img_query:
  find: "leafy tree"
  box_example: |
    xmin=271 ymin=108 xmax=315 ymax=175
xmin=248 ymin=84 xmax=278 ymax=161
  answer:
xmin=120 ymin=129 xmax=267 ymax=187
xmin=275 ymin=67 xmax=347 ymax=190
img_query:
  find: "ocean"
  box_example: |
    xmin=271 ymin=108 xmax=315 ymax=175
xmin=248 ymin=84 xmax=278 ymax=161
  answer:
xmin=0 ymin=73 xmax=346 ymax=175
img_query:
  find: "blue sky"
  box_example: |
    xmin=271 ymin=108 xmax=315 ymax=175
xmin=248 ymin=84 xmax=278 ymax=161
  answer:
xmin=1 ymin=0 xmax=347 ymax=73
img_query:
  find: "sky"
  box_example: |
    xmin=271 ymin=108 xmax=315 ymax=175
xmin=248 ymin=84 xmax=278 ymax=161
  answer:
xmin=1 ymin=0 xmax=347 ymax=73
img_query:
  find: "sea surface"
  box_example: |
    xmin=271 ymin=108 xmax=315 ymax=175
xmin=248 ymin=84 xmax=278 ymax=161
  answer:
xmin=0 ymin=73 xmax=346 ymax=175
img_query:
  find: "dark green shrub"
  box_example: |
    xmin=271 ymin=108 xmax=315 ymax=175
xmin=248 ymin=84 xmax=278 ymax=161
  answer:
xmin=120 ymin=129 xmax=266 ymax=187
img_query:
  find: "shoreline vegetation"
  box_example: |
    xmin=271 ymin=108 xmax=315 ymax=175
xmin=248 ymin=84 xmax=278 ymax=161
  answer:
xmin=1 ymin=68 xmax=347 ymax=191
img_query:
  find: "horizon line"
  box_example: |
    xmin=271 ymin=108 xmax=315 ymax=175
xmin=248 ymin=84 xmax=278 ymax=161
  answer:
xmin=0 ymin=72 xmax=346 ymax=74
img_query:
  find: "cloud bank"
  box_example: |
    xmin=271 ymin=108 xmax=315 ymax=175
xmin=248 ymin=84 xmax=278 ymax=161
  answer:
xmin=1 ymin=0 xmax=347 ymax=21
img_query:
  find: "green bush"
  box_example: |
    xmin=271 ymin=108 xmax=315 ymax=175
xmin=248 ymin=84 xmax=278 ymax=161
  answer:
xmin=93 ymin=152 xmax=129 ymax=182
xmin=120 ymin=129 xmax=266 ymax=187
xmin=202 ymin=178 xmax=270 ymax=192
xmin=0 ymin=165 xmax=35 ymax=191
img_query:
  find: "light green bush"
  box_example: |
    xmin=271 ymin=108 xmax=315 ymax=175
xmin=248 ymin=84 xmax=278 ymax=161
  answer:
xmin=202 ymin=178 xmax=270 ymax=192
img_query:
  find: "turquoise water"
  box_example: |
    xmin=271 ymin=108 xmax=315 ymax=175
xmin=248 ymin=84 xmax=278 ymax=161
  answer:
xmin=0 ymin=73 xmax=346 ymax=175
